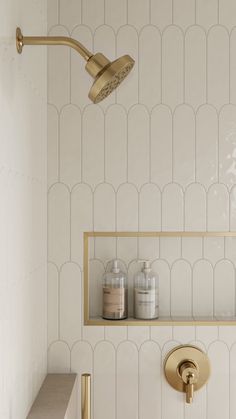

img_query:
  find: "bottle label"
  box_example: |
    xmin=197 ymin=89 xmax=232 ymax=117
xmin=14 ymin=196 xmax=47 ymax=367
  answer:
xmin=103 ymin=287 xmax=127 ymax=319
xmin=134 ymin=288 xmax=159 ymax=319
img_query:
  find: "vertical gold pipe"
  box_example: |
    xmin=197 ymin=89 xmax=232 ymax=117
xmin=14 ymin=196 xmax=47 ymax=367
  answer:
xmin=81 ymin=373 xmax=91 ymax=419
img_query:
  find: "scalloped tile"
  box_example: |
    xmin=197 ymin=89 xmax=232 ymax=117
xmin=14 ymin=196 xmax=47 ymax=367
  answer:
xmin=105 ymin=327 xmax=128 ymax=347
xmin=94 ymin=183 xmax=116 ymax=231
xmin=196 ymin=105 xmax=218 ymax=188
xmin=94 ymin=237 xmax=116 ymax=263
xmin=48 ymin=183 xmax=70 ymax=267
xmin=230 ymin=185 xmax=236 ymax=230
xmin=162 ymin=184 xmax=184 ymax=231
xmin=171 ymin=260 xmax=192 ymax=316
xmin=94 ymin=342 xmax=116 ymax=419
xmin=60 ymin=0 xmax=81 ymax=30
xmin=219 ymin=0 xmax=236 ymax=30
xmin=230 ymin=28 xmax=236 ymax=104
xmin=219 ymin=105 xmax=236 ymax=188
xmin=127 ymin=327 xmax=150 ymax=348
xmin=193 ymin=260 xmax=213 ymax=316
xmin=71 ymin=183 xmax=93 ymax=265
xmin=60 ymin=105 xmax=81 ymax=188
xmin=196 ymin=0 xmax=218 ymax=30
xmin=203 ymin=237 xmax=224 ymax=265
xmin=173 ymin=105 xmax=195 ymax=187
xmin=127 ymin=105 xmax=149 ymax=188
xmin=207 ymin=26 xmax=229 ymax=110
xmin=117 ymin=184 xmax=138 ymax=231
xmin=82 ymin=0 xmax=104 ymax=30
xmin=139 ymin=342 xmax=161 ymax=419
xmin=138 ymin=237 xmax=159 ymax=261
xmin=60 ymin=263 xmax=82 ymax=346
xmin=214 ymin=260 xmax=235 ymax=317
xmin=150 ymin=0 xmax=173 ymax=31
xmin=185 ymin=183 xmax=206 ymax=230
xmin=82 ymin=105 xmax=104 ymax=188
xmin=185 ymin=26 xmax=206 ymax=109
xmin=162 ymin=26 xmax=184 ymax=109
xmin=151 ymin=105 xmax=172 ymax=188
xmin=82 ymin=325 xmax=105 ymax=348
xmin=207 ymin=184 xmax=229 ymax=231
xmin=47 ymin=263 xmax=59 ymax=346
xmin=207 ymin=342 xmax=230 ymax=418
xmin=105 ymin=105 xmax=127 ymax=188
xmin=160 ymin=237 xmax=181 ymax=265
xmin=173 ymin=0 xmax=195 ymax=30
xmin=117 ymin=342 xmax=138 ymax=419
xmin=182 ymin=237 xmax=203 ymax=264
xmin=230 ymin=343 xmax=236 ymax=418
xmin=127 ymin=0 xmax=150 ymax=30
xmin=105 ymin=0 xmax=127 ymax=31
xmin=47 ymin=0 xmax=59 ymax=29
xmin=47 ymin=104 xmax=59 ymax=187
xmin=139 ymin=26 xmax=161 ymax=109
xmin=172 ymin=326 xmax=195 ymax=343
xmin=139 ymin=184 xmax=161 ymax=231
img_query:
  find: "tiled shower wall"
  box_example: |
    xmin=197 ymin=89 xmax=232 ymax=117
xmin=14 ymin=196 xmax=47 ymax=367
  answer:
xmin=47 ymin=1 xmax=236 ymax=418
xmin=0 ymin=1 xmax=47 ymax=418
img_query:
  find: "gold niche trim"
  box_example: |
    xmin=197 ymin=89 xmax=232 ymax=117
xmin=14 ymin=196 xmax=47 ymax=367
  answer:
xmin=83 ymin=231 xmax=236 ymax=326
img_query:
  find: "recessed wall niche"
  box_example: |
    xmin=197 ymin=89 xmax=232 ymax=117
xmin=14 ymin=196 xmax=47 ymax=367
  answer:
xmin=84 ymin=231 xmax=236 ymax=325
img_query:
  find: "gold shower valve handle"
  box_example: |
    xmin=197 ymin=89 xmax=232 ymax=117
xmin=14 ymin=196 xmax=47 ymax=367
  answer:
xmin=179 ymin=361 xmax=199 ymax=403
xmin=164 ymin=345 xmax=210 ymax=405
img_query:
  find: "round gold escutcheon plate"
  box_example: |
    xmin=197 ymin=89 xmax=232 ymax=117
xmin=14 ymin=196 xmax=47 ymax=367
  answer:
xmin=16 ymin=27 xmax=23 ymax=54
xmin=164 ymin=345 xmax=211 ymax=393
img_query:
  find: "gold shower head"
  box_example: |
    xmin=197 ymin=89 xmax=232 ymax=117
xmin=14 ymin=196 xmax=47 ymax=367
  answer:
xmin=16 ymin=27 xmax=135 ymax=104
xmin=86 ymin=53 xmax=134 ymax=103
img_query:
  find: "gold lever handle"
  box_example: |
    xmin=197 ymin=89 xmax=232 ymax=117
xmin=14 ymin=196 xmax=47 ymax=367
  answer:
xmin=81 ymin=374 xmax=91 ymax=419
xmin=186 ymin=374 xmax=195 ymax=403
xmin=179 ymin=362 xmax=198 ymax=404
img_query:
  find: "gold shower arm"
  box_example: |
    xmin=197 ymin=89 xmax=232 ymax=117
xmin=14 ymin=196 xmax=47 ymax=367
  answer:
xmin=16 ymin=27 xmax=135 ymax=104
xmin=16 ymin=27 xmax=92 ymax=61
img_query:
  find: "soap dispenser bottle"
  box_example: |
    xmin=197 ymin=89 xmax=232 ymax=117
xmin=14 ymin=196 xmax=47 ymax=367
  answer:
xmin=134 ymin=261 xmax=159 ymax=320
xmin=102 ymin=260 xmax=128 ymax=320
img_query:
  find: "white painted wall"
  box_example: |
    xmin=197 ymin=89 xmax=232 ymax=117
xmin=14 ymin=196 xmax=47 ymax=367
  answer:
xmin=47 ymin=1 xmax=236 ymax=419
xmin=0 ymin=1 xmax=47 ymax=418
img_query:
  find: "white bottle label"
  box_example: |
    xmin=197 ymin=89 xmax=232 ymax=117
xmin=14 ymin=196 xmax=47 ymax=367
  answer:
xmin=134 ymin=288 xmax=159 ymax=319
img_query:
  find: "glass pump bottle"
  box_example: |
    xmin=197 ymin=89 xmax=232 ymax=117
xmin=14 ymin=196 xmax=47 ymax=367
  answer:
xmin=102 ymin=260 xmax=128 ymax=320
xmin=134 ymin=260 xmax=159 ymax=320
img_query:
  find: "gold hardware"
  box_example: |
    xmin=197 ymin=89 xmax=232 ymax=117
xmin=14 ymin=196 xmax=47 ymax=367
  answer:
xmin=16 ymin=27 xmax=134 ymax=103
xmin=81 ymin=374 xmax=91 ymax=419
xmin=83 ymin=231 xmax=236 ymax=326
xmin=164 ymin=345 xmax=210 ymax=404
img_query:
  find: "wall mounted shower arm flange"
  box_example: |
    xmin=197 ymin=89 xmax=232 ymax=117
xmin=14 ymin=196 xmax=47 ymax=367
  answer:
xmin=16 ymin=27 xmax=92 ymax=61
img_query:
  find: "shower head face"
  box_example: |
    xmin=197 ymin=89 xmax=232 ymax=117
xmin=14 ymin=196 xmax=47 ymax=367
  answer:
xmin=88 ymin=55 xmax=135 ymax=104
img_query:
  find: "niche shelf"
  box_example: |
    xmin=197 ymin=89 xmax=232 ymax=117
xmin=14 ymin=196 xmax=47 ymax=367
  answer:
xmin=83 ymin=231 xmax=236 ymax=326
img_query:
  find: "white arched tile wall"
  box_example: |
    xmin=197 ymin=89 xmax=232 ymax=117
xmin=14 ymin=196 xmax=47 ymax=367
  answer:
xmin=47 ymin=1 xmax=236 ymax=418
